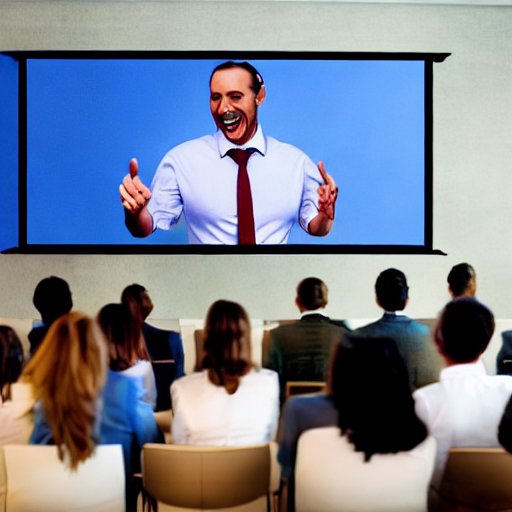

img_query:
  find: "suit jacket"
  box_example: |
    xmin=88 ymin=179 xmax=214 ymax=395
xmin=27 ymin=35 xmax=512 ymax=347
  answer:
xmin=353 ymin=312 xmax=442 ymax=391
xmin=266 ymin=314 xmax=349 ymax=404
xmin=142 ymin=322 xmax=185 ymax=411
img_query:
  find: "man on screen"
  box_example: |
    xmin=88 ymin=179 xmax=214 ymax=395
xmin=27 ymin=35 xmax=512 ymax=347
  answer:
xmin=119 ymin=61 xmax=338 ymax=245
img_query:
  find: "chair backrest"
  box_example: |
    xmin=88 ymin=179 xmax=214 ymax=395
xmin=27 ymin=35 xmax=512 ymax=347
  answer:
xmin=141 ymin=443 xmax=271 ymax=510
xmin=285 ymin=381 xmax=326 ymax=400
xmin=436 ymin=447 xmax=512 ymax=511
xmin=1 ymin=444 xmax=125 ymax=512
xmin=295 ymin=427 xmax=435 ymax=512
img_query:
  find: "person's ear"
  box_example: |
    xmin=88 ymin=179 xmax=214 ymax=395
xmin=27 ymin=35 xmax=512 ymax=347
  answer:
xmin=255 ymin=85 xmax=266 ymax=106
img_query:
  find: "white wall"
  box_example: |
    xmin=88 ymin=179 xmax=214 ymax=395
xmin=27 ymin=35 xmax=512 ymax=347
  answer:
xmin=0 ymin=1 xmax=511 ymax=322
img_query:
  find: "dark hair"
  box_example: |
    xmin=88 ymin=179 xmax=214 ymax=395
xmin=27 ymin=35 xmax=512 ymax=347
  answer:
xmin=33 ymin=276 xmax=73 ymax=325
xmin=0 ymin=325 xmax=24 ymax=401
xmin=447 ymin=263 xmax=476 ymax=297
xmin=375 ymin=268 xmax=409 ymax=311
xmin=97 ymin=303 xmax=149 ymax=371
xmin=330 ymin=335 xmax=428 ymax=462
xmin=202 ymin=300 xmax=253 ymax=390
xmin=436 ymin=298 xmax=494 ymax=363
xmin=121 ymin=283 xmax=147 ymax=304
xmin=296 ymin=277 xmax=328 ymax=311
xmin=210 ymin=61 xmax=264 ymax=94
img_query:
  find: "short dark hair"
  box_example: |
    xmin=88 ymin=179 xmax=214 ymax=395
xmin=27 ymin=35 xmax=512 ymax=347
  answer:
xmin=120 ymin=283 xmax=147 ymax=305
xmin=210 ymin=61 xmax=264 ymax=95
xmin=296 ymin=277 xmax=328 ymax=311
xmin=375 ymin=268 xmax=409 ymax=311
xmin=447 ymin=263 xmax=476 ymax=297
xmin=330 ymin=335 xmax=428 ymax=462
xmin=32 ymin=276 xmax=73 ymax=325
xmin=203 ymin=300 xmax=253 ymax=386
xmin=436 ymin=298 xmax=494 ymax=363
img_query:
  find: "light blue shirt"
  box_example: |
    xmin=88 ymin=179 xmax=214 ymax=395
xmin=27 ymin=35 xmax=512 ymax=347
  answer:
xmin=147 ymin=126 xmax=322 ymax=244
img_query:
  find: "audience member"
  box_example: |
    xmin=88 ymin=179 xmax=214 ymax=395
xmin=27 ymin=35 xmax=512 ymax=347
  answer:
xmin=97 ymin=302 xmax=157 ymax=409
xmin=353 ymin=268 xmax=441 ymax=391
xmin=279 ymin=336 xmax=435 ymax=511
xmin=121 ymin=283 xmax=185 ymax=410
xmin=171 ymin=299 xmax=279 ymax=445
xmin=96 ymin=303 xmax=163 ymax=511
xmin=265 ymin=277 xmax=349 ymax=404
xmin=447 ymin=262 xmax=476 ymax=299
xmin=28 ymin=275 xmax=73 ymax=356
xmin=0 ymin=325 xmax=33 ymax=444
xmin=24 ymin=312 xmax=106 ymax=469
xmin=496 ymin=330 xmax=512 ymax=375
xmin=413 ymin=298 xmax=512 ymax=492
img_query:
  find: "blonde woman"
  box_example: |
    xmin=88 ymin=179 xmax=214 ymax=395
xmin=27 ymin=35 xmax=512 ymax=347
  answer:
xmin=24 ymin=311 xmax=107 ymax=470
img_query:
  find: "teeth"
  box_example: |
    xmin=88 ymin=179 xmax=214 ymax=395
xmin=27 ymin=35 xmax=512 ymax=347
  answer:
xmin=222 ymin=112 xmax=241 ymax=126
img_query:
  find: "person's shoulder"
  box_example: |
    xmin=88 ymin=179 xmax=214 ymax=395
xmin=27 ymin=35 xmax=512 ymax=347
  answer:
xmin=171 ymin=371 xmax=204 ymax=392
xmin=163 ymin=134 xmax=217 ymax=159
xmin=265 ymin=135 xmax=311 ymax=159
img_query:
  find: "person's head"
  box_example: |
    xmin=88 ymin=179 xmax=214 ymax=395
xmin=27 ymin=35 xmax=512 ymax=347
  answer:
xmin=295 ymin=277 xmax=328 ymax=312
xmin=22 ymin=312 xmax=107 ymax=470
xmin=209 ymin=61 xmax=266 ymax=146
xmin=97 ymin=303 xmax=149 ymax=372
xmin=121 ymin=283 xmax=154 ymax=322
xmin=0 ymin=325 xmax=24 ymax=401
xmin=32 ymin=276 xmax=73 ymax=325
xmin=375 ymin=268 xmax=409 ymax=312
xmin=329 ymin=335 xmax=427 ymax=461
xmin=202 ymin=300 xmax=253 ymax=393
xmin=435 ymin=297 xmax=494 ymax=365
xmin=447 ymin=263 xmax=477 ymax=299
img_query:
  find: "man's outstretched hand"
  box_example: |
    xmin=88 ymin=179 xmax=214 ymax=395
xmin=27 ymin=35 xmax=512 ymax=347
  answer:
xmin=316 ymin=161 xmax=338 ymax=221
xmin=119 ymin=158 xmax=152 ymax=215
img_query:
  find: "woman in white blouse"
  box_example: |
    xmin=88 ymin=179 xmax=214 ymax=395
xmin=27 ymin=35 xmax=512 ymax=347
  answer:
xmin=171 ymin=300 xmax=279 ymax=445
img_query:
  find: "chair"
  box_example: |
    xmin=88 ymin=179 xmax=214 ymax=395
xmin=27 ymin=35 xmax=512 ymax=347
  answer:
xmin=435 ymin=447 xmax=512 ymax=512
xmin=141 ymin=443 xmax=275 ymax=511
xmin=294 ymin=427 xmax=435 ymax=512
xmin=1 ymin=444 xmax=125 ymax=512
xmin=285 ymin=381 xmax=325 ymax=400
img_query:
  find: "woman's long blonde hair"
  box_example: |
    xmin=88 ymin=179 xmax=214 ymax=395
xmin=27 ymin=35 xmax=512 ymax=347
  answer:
xmin=23 ymin=311 xmax=107 ymax=470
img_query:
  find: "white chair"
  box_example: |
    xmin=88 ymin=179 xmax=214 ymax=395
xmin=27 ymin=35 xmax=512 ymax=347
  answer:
xmin=1 ymin=444 xmax=125 ymax=512
xmin=294 ymin=427 xmax=436 ymax=512
xmin=141 ymin=442 xmax=277 ymax=512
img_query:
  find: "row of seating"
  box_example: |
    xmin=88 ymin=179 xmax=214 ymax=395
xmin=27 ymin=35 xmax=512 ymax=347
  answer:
xmin=2 ymin=441 xmax=512 ymax=512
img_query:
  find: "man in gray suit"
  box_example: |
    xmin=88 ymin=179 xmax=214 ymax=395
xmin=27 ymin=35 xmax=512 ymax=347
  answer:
xmin=265 ymin=277 xmax=349 ymax=404
xmin=353 ymin=268 xmax=441 ymax=391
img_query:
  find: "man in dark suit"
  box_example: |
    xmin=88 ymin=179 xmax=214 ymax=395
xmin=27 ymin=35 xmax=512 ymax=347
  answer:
xmin=121 ymin=284 xmax=185 ymax=411
xmin=264 ymin=277 xmax=349 ymax=404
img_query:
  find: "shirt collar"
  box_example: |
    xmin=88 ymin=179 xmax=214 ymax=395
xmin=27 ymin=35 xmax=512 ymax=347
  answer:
xmin=216 ymin=124 xmax=267 ymax=158
xmin=301 ymin=308 xmax=327 ymax=318
xmin=440 ymin=359 xmax=487 ymax=380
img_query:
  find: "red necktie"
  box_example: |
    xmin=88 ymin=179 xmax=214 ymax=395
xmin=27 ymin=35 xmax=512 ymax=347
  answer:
xmin=228 ymin=149 xmax=256 ymax=245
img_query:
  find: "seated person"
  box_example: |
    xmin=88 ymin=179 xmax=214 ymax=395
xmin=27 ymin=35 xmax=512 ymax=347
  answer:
xmin=98 ymin=302 xmax=157 ymax=409
xmin=353 ymin=267 xmax=441 ymax=391
xmin=28 ymin=275 xmax=73 ymax=356
xmin=447 ymin=262 xmax=477 ymax=299
xmin=96 ymin=304 xmax=163 ymax=512
xmin=265 ymin=277 xmax=349 ymax=404
xmin=279 ymin=335 xmax=435 ymax=512
xmin=496 ymin=330 xmax=512 ymax=375
xmin=121 ymin=283 xmax=185 ymax=411
xmin=171 ymin=299 xmax=279 ymax=445
xmin=414 ymin=298 xmax=512 ymax=493
xmin=0 ymin=325 xmax=33 ymax=444
xmin=23 ymin=312 xmax=107 ymax=470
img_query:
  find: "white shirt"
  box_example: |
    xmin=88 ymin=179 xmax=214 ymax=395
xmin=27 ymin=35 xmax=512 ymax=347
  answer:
xmin=0 ymin=382 xmax=34 ymax=445
xmin=413 ymin=360 xmax=512 ymax=487
xmin=147 ymin=126 xmax=322 ymax=244
xmin=171 ymin=368 xmax=279 ymax=445
xmin=120 ymin=360 xmax=157 ymax=410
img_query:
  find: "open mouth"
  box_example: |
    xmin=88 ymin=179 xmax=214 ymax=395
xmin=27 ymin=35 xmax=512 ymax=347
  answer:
xmin=222 ymin=111 xmax=242 ymax=132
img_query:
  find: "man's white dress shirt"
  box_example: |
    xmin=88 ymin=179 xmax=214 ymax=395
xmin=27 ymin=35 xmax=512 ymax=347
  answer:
xmin=147 ymin=126 xmax=322 ymax=244
xmin=413 ymin=360 xmax=512 ymax=487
